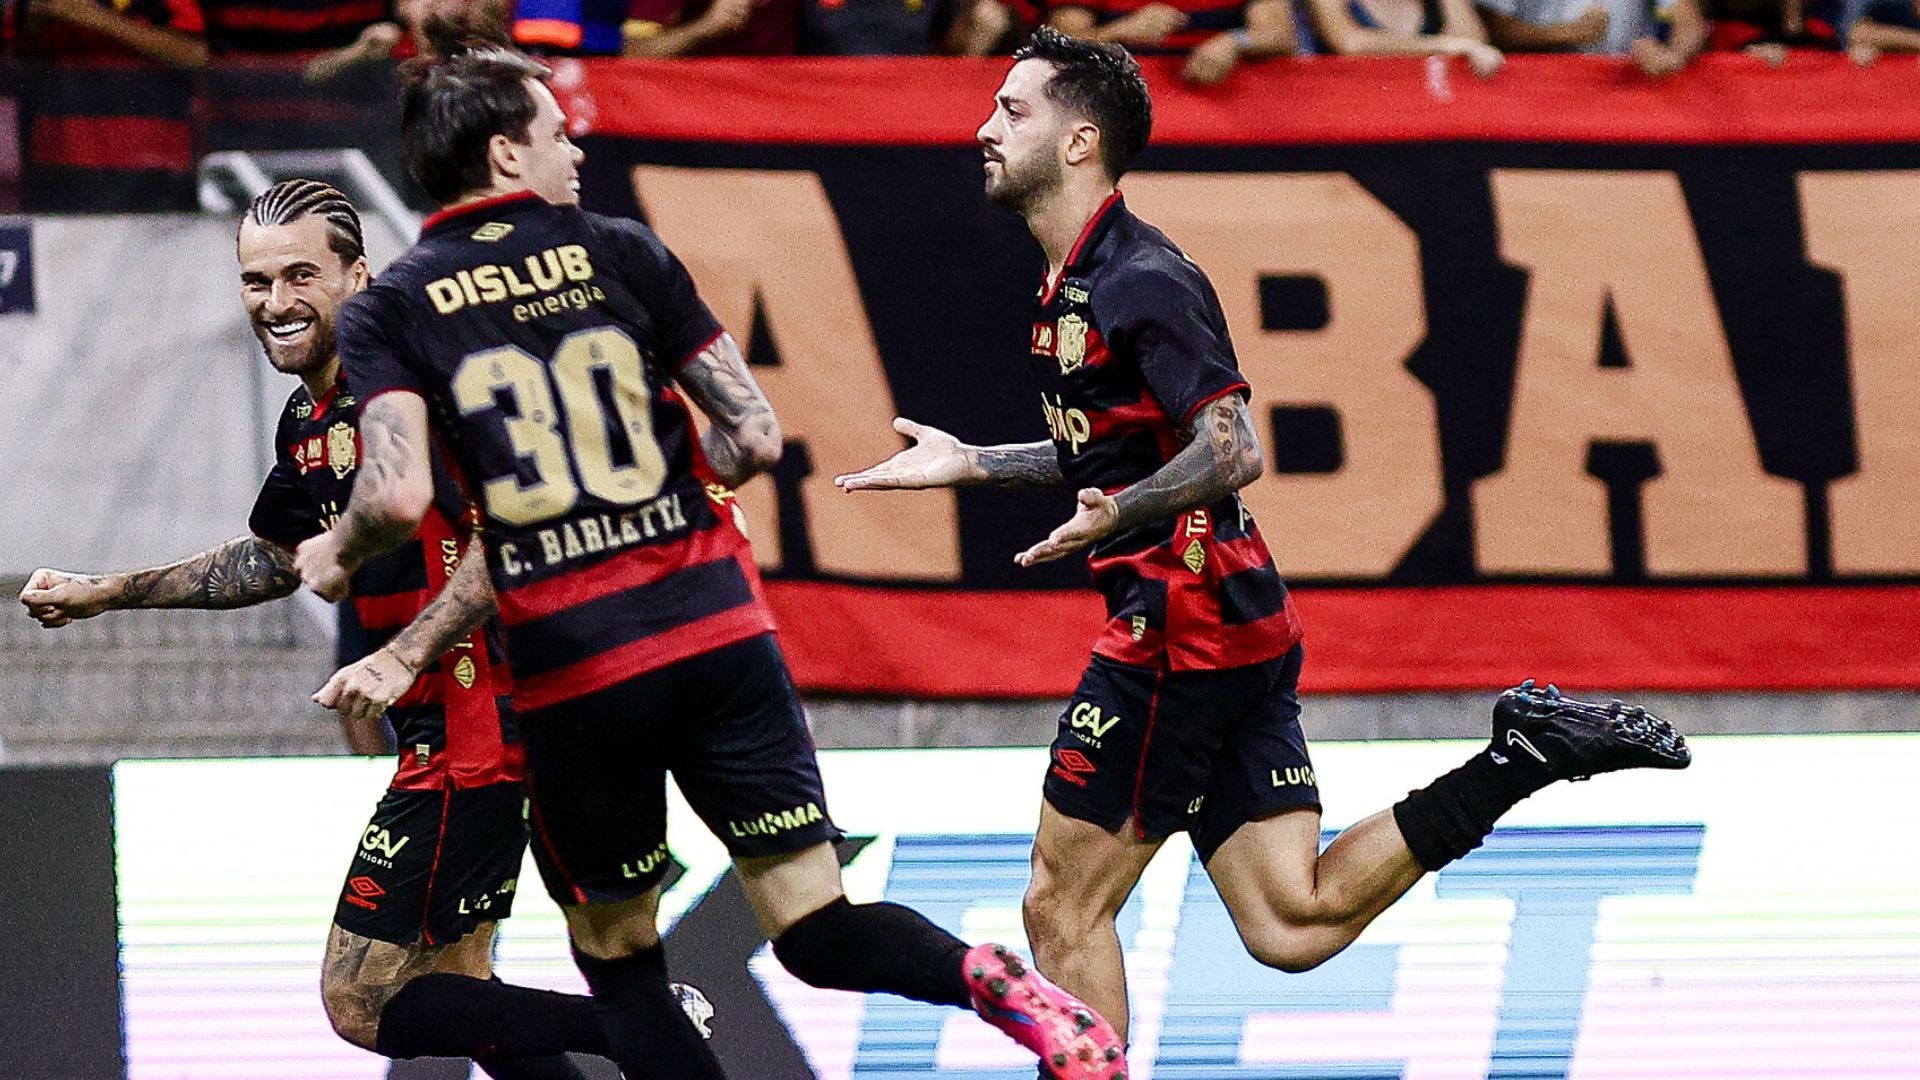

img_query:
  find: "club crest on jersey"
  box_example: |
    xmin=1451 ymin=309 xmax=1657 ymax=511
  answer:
xmin=1182 ymin=538 xmax=1207 ymax=574
xmin=1056 ymin=313 xmax=1089 ymax=373
xmin=326 ymin=421 xmax=357 ymax=479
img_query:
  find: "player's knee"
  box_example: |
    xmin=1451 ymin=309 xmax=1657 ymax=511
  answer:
xmin=319 ymin=969 xmax=383 ymax=1050
xmin=1021 ymin=874 xmax=1111 ymax=952
xmin=1242 ymin=926 xmax=1331 ymax=975
xmin=570 ymin=921 xmax=661 ymax=961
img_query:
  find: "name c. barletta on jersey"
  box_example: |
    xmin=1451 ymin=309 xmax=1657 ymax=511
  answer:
xmin=494 ymin=491 xmax=690 ymax=578
xmin=424 ymin=244 xmax=605 ymax=324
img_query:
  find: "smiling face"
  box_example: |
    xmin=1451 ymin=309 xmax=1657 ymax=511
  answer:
xmin=976 ymin=58 xmax=1072 ymax=215
xmin=499 ymin=78 xmax=584 ymax=207
xmin=237 ymin=213 xmax=368 ymax=379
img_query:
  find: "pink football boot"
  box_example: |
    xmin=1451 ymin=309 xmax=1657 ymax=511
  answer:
xmin=963 ymin=943 xmax=1128 ymax=1080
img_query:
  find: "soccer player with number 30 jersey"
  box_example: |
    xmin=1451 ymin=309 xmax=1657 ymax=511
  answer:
xmin=291 ymin=29 xmax=1130 ymax=1080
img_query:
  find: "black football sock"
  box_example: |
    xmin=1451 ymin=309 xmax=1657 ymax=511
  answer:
xmin=571 ymin=943 xmax=726 ymax=1080
xmin=475 ymin=1055 xmax=594 ymax=1080
xmin=374 ymin=973 xmax=607 ymax=1061
xmin=772 ymin=897 xmax=972 ymax=1007
xmin=1391 ymin=747 xmax=1555 ymax=872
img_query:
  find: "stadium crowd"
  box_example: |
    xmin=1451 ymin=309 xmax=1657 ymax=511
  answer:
xmin=6 ymin=0 xmax=1920 ymax=79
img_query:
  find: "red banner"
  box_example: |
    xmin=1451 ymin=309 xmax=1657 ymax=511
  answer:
xmin=566 ymin=55 xmax=1920 ymax=696
xmin=575 ymin=53 xmax=1920 ymax=146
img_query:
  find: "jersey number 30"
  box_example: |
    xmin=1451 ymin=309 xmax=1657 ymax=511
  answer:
xmin=451 ymin=326 xmax=669 ymax=526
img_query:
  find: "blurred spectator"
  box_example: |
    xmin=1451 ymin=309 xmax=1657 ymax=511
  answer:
xmin=1048 ymin=0 xmax=1297 ymax=84
xmin=622 ymin=0 xmax=798 ymax=52
xmin=799 ymin=0 xmax=1016 ymax=55
xmin=1808 ymin=0 xmax=1919 ymax=62
xmin=1473 ymin=0 xmax=1638 ymax=51
xmin=1303 ymin=0 xmax=1504 ymax=74
xmin=509 ymin=0 xmax=797 ymax=53
xmin=195 ymin=0 xmax=389 ymax=53
xmin=4 ymin=0 xmax=208 ymax=65
xmin=1633 ymin=0 xmax=1835 ymax=74
xmin=305 ymin=0 xmax=502 ymax=81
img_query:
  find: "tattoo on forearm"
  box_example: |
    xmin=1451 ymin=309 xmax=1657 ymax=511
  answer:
xmin=968 ymin=441 xmax=1065 ymax=488
xmin=336 ymin=397 xmax=427 ymax=564
xmin=112 ymin=535 xmax=300 ymax=610
xmin=386 ymin=540 xmax=497 ymax=671
xmin=1112 ymin=396 xmax=1263 ymax=532
xmin=676 ymin=335 xmax=783 ymax=486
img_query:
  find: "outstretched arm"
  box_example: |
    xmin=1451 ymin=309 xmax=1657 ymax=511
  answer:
xmin=1016 ymin=394 xmax=1262 ymax=567
xmin=673 ymin=333 xmax=785 ymax=488
xmin=313 ymin=538 xmax=497 ymax=727
xmin=834 ymin=418 xmax=1065 ymax=492
xmin=294 ymin=393 xmax=434 ymax=601
xmin=19 ymin=536 xmax=300 ymax=626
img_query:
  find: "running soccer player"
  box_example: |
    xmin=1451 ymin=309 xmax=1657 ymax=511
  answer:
xmin=834 ymin=28 xmax=1692 ymax=1043
xmin=288 ymin=36 xmax=1128 ymax=1080
xmin=18 ymin=180 xmax=625 ymax=1080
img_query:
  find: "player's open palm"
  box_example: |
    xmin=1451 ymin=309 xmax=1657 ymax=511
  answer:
xmin=1017 ymin=487 xmax=1120 ymax=567
xmin=18 ymin=568 xmax=111 ymax=628
xmin=834 ymin=418 xmax=975 ymax=491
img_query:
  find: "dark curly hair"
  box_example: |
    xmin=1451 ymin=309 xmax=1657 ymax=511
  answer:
xmin=1013 ymin=27 xmax=1154 ymax=180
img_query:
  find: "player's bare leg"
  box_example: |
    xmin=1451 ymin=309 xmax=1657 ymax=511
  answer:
xmin=565 ymin=889 xmax=665 ymax=958
xmin=1203 ymin=807 xmax=1423 ymax=973
xmin=321 ymin=921 xmax=492 ymax=1050
xmin=1211 ymin=682 xmax=1690 ymax=974
xmin=325 ymin=922 xmax=613 ymax=1079
xmin=739 ymin=841 xmax=1128 ymax=1080
xmin=1022 ymin=804 xmax=1163 ymax=1041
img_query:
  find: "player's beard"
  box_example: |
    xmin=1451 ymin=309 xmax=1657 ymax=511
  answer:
xmin=254 ymin=311 xmax=338 ymax=379
xmin=985 ymin=151 xmax=1062 ymax=216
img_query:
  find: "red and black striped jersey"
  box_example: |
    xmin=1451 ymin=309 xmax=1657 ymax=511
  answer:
xmin=1051 ymin=0 xmax=1250 ymax=53
xmin=249 ymin=375 xmax=522 ymax=790
xmin=1030 ymin=193 xmax=1302 ymax=671
xmin=337 ymin=193 xmax=774 ymax=712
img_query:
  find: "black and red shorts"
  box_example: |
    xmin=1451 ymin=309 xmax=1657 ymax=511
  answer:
xmin=333 ymin=781 xmax=527 ymax=947
xmin=1043 ymin=644 xmax=1320 ymax=862
xmin=517 ymin=633 xmax=842 ymax=906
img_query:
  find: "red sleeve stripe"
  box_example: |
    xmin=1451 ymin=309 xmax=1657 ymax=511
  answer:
xmin=673 ymin=329 xmax=727 ymax=370
xmin=1179 ymin=381 xmax=1251 ymax=427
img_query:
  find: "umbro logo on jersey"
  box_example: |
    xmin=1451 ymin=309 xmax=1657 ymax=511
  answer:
xmin=1505 ymin=729 xmax=1549 ymax=764
xmin=471 ymin=222 xmax=514 ymax=242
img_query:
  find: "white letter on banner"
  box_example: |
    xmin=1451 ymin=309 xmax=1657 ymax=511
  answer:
xmin=1125 ymin=173 xmax=1442 ymax=578
xmin=630 ymin=166 xmax=962 ymax=581
xmin=1799 ymin=171 xmax=1920 ymax=575
xmin=1477 ymin=170 xmax=1804 ymax=576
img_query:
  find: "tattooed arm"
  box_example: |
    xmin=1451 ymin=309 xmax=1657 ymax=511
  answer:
xmin=1110 ymin=394 xmax=1263 ymax=532
xmin=19 ymin=536 xmax=300 ymax=626
xmin=673 ymin=332 xmax=784 ymax=487
xmin=1015 ymin=394 xmax=1263 ymax=567
xmin=294 ymin=393 xmax=434 ymax=601
xmin=834 ymin=419 xmax=1065 ymax=491
xmin=313 ymin=541 xmax=497 ymax=726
